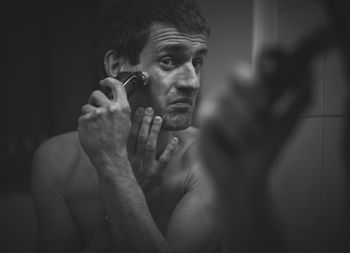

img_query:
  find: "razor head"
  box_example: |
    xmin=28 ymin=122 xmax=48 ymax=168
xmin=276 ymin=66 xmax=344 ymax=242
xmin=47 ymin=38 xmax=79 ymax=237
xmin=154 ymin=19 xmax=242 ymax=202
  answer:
xmin=103 ymin=71 xmax=150 ymax=99
xmin=121 ymin=71 xmax=149 ymax=98
xmin=122 ymin=71 xmax=150 ymax=88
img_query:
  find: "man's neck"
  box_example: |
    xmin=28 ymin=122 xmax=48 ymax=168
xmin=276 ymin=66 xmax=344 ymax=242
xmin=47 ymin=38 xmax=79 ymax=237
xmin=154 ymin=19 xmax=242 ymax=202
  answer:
xmin=156 ymin=130 xmax=175 ymax=159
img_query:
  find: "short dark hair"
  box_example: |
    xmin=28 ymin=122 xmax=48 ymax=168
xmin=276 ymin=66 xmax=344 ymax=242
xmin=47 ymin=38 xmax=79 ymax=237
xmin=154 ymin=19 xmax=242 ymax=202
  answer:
xmin=97 ymin=0 xmax=209 ymax=72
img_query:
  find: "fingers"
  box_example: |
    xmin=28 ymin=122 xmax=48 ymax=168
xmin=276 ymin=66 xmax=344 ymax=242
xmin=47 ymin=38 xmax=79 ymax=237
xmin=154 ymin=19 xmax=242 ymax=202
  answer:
xmin=128 ymin=107 xmax=145 ymax=153
xmin=157 ymin=137 xmax=179 ymax=172
xmin=143 ymin=116 xmax=163 ymax=170
xmin=99 ymin=78 xmax=120 ymax=102
xmin=82 ymin=88 xmax=112 ymax=116
xmin=232 ymin=46 xmax=311 ymax=123
xmin=128 ymin=107 xmax=178 ymax=181
xmin=141 ymin=136 xmax=178 ymax=193
xmin=213 ymin=54 xmax=311 ymax=156
xmin=256 ymin=47 xmax=287 ymax=80
xmin=81 ymin=104 xmax=96 ymax=115
xmin=130 ymin=107 xmax=155 ymax=178
xmin=256 ymin=48 xmax=289 ymax=102
xmin=228 ymin=65 xmax=270 ymax=127
xmin=88 ymin=90 xmax=110 ymax=108
xmin=99 ymin=77 xmax=128 ymax=105
xmin=136 ymin=107 xmax=154 ymax=158
xmin=80 ymin=105 xmax=109 ymax=120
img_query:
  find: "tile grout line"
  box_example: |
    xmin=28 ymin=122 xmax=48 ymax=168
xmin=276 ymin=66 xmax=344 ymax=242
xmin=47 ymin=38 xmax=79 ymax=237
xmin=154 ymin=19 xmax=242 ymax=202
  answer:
xmin=279 ymin=0 xmax=320 ymax=12
xmin=318 ymin=52 xmax=326 ymax=234
xmin=279 ymin=221 xmax=339 ymax=241
xmin=299 ymin=114 xmax=346 ymax=119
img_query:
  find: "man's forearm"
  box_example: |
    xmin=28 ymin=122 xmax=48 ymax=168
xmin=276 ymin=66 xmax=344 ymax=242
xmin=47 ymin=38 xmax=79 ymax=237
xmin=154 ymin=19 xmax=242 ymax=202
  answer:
xmin=96 ymin=158 xmax=173 ymax=253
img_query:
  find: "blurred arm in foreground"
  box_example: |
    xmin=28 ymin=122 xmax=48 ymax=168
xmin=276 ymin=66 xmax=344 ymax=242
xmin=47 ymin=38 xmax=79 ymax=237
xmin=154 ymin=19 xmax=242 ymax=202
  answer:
xmin=200 ymin=28 xmax=334 ymax=253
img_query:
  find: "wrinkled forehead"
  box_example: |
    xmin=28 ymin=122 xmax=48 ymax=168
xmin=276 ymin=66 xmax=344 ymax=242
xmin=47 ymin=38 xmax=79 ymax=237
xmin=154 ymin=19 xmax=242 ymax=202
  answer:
xmin=149 ymin=23 xmax=208 ymax=52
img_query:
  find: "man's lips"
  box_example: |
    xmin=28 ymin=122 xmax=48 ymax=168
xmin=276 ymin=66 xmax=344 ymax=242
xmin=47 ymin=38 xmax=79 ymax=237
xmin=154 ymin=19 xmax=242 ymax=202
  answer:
xmin=170 ymin=98 xmax=193 ymax=105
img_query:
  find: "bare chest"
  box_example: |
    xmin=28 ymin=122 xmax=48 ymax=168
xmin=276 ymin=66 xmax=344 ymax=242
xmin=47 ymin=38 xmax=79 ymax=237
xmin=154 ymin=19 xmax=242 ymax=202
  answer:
xmin=67 ymin=163 xmax=186 ymax=245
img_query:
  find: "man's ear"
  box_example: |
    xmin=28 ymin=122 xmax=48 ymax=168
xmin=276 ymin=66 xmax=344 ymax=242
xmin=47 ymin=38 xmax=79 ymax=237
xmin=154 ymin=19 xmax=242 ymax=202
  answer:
xmin=104 ymin=50 xmax=128 ymax=78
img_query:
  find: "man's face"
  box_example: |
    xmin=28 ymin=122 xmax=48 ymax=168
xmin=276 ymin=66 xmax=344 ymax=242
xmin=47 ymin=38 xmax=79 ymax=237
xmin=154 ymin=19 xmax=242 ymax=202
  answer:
xmin=127 ymin=23 xmax=208 ymax=131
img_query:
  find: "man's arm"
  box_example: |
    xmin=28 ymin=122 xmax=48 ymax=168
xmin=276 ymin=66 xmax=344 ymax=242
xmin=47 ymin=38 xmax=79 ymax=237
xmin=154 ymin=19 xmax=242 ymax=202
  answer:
xmin=200 ymin=29 xmax=333 ymax=253
xmin=78 ymin=78 xmax=171 ymax=252
xmin=165 ymin=157 xmax=221 ymax=253
xmin=93 ymin=145 xmax=220 ymax=253
xmin=78 ymin=78 xmax=220 ymax=253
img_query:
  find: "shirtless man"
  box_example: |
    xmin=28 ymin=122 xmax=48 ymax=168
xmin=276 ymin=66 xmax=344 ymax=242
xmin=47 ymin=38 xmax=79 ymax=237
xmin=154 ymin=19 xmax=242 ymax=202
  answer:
xmin=31 ymin=0 xmax=220 ymax=252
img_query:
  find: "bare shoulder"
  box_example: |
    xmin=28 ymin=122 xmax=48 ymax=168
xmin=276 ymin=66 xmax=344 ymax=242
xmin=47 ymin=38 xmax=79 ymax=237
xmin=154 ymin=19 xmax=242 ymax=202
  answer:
xmin=166 ymin=127 xmax=222 ymax=252
xmin=33 ymin=131 xmax=81 ymax=170
xmin=174 ymin=127 xmax=214 ymax=189
xmin=31 ymin=131 xmax=83 ymax=193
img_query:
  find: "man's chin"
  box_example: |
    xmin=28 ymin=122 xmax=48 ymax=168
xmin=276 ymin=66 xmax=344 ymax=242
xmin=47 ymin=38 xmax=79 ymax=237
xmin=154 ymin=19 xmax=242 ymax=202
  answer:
xmin=161 ymin=113 xmax=192 ymax=131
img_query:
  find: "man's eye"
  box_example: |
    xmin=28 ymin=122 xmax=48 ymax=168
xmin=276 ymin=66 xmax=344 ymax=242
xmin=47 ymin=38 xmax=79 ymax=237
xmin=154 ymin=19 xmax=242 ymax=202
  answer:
xmin=160 ymin=57 xmax=176 ymax=69
xmin=193 ymin=58 xmax=204 ymax=69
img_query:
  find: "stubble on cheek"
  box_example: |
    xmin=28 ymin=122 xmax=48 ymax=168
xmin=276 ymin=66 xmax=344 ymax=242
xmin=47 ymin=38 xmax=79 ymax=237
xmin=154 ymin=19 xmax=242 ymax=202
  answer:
xmin=145 ymin=69 xmax=196 ymax=130
xmin=160 ymin=109 xmax=193 ymax=130
xmin=160 ymin=92 xmax=198 ymax=130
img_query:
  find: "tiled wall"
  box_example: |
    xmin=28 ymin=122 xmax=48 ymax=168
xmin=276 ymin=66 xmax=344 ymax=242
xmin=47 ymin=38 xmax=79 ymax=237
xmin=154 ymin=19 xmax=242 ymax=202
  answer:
xmin=262 ymin=0 xmax=350 ymax=251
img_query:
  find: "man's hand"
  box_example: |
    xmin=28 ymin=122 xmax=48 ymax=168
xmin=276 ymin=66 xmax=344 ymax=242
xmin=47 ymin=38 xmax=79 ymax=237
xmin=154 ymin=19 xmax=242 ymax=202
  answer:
xmin=78 ymin=78 xmax=131 ymax=173
xmin=127 ymin=107 xmax=179 ymax=194
xmin=78 ymin=77 xmax=178 ymax=190
xmin=201 ymin=54 xmax=310 ymax=192
xmin=199 ymin=29 xmax=332 ymax=253
xmin=200 ymin=45 xmax=311 ymax=253
xmin=201 ymin=29 xmax=332 ymax=191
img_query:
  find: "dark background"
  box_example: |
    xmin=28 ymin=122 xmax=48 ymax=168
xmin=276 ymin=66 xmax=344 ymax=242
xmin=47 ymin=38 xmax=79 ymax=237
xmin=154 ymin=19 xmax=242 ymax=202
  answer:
xmin=1 ymin=0 xmax=101 ymax=191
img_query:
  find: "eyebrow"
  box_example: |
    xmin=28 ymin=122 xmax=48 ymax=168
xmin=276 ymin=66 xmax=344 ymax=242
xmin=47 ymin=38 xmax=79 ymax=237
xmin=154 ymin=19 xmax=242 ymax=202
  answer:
xmin=157 ymin=44 xmax=208 ymax=55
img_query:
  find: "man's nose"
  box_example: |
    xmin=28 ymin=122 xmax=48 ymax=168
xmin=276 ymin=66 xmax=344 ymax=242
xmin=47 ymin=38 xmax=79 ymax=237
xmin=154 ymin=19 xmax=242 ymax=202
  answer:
xmin=175 ymin=63 xmax=200 ymax=90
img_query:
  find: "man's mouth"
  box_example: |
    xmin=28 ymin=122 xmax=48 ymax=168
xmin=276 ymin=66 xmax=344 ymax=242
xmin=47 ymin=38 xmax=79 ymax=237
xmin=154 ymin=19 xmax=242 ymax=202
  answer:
xmin=169 ymin=98 xmax=194 ymax=111
xmin=171 ymin=98 xmax=193 ymax=106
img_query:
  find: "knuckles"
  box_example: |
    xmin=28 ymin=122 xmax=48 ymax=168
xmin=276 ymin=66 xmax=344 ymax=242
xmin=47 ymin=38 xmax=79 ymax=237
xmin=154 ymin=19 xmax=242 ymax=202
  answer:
xmin=138 ymin=134 xmax=148 ymax=145
xmin=99 ymin=77 xmax=123 ymax=91
xmin=78 ymin=103 xmax=132 ymax=129
xmin=144 ymin=143 xmax=156 ymax=152
xmin=107 ymin=103 xmax=131 ymax=115
xmin=90 ymin=90 xmax=103 ymax=99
